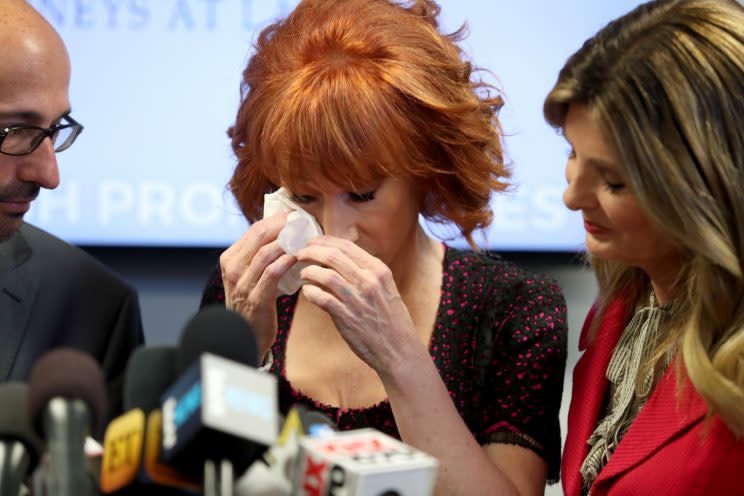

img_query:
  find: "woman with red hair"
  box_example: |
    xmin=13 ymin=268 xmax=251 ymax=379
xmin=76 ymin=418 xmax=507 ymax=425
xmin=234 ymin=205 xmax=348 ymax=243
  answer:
xmin=203 ymin=1 xmax=567 ymax=493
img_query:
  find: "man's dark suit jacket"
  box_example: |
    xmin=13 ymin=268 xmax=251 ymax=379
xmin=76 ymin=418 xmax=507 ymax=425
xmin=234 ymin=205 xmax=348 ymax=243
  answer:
xmin=0 ymin=223 xmax=144 ymax=423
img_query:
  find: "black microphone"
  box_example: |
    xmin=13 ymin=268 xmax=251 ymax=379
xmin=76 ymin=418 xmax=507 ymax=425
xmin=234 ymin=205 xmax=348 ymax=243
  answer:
xmin=123 ymin=345 xmax=179 ymax=413
xmin=0 ymin=382 xmax=43 ymax=496
xmin=100 ymin=345 xmax=200 ymax=495
xmin=161 ymin=306 xmax=279 ymax=496
xmin=176 ymin=305 xmax=260 ymax=372
xmin=28 ymin=348 xmax=107 ymax=496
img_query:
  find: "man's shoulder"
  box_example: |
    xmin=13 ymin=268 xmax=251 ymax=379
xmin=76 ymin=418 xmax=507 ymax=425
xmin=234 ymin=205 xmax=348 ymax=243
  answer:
xmin=20 ymin=223 xmax=133 ymax=293
xmin=21 ymin=222 xmax=78 ymax=251
xmin=22 ymin=222 xmax=100 ymax=267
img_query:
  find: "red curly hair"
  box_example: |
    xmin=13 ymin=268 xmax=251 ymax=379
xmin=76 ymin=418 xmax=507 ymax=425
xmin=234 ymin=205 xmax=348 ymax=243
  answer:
xmin=229 ymin=0 xmax=509 ymax=246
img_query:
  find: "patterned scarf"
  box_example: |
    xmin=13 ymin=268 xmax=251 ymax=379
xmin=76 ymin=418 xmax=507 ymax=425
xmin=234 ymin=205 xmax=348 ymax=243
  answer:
xmin=580 ymin=292 xmax=676 ymax=494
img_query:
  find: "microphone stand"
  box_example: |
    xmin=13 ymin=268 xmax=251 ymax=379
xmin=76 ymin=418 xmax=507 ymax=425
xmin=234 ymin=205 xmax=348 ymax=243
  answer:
xmin=204 ymin=459 xmax=234 ymax=496
xmin=0 ymin=441 xmax=31 ymax=496
xmin=39 ymin=398 xmax=95 ymax=496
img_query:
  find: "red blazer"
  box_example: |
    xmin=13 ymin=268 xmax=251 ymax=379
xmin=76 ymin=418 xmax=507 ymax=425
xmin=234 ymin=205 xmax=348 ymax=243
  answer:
xmin=562 ymin=297 xmax=744 ymax=496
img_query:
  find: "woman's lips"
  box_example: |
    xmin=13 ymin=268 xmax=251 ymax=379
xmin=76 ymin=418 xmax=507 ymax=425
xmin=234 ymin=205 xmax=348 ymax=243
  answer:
xmin=584 ymin=220 xmax=610 ymax=235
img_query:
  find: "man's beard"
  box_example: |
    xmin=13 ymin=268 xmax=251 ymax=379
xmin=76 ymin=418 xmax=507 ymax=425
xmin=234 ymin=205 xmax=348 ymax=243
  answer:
xmin=0 ymin=225 xmax=19 ymax=243
xmin=0 ymin=182 xmax=40 ymax=242
xmin=0 ymin=182 xmax=40 ymax=204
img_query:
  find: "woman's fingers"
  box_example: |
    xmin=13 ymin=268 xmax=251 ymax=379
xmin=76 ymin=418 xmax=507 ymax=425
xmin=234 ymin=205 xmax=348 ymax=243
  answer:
xmin=233 ymin=240 xmax=286 ymax=288
xmin=301 ymin=236 xmax=375 ymax=268
xmin=297 ymin=245 xmax=361 ymax=286
xmin=300 ymin=264 xmax=355 ymax=302
xmin=298 ymin=235 xmax=398 ymax=305
xmin=221 ymin=214 xmax=289 ymax=287
xmin=302 ymin=283 xmax=340 ymax=313
xmin=251 ymin=252 xmax=298 ymax=298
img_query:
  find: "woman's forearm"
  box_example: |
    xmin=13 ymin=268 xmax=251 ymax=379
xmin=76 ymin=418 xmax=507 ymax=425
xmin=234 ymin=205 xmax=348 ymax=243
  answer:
xmin=379 ymin=349 xmax=521 ymax=496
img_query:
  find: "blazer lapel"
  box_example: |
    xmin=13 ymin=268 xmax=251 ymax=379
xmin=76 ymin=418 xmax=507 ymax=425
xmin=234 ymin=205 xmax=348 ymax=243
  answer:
xmin=0 ymin=229 xmax=37 ymax=380
xmin=563 ymin=298 xmax=629 ymax=496
xmin=593 ymin=363 xmax=707 ymax=488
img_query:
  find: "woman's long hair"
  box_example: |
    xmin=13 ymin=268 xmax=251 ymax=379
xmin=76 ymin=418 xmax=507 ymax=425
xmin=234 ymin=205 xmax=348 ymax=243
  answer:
xmin=545 ymin=0 xmax=744 ymax=435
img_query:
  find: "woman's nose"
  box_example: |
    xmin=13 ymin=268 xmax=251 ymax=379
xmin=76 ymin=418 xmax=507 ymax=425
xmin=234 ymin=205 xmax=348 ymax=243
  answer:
xmin=562 ymin=160 xmax=595 ymax=212
xmin=320 ymin=201 xmax=359 ymax=242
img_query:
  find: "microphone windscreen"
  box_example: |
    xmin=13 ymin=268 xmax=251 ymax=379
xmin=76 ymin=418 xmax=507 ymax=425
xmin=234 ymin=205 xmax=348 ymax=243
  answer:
xmin=123 ymin=346 xmax=178 ymax=412
xmin=0 ymin=382 xmax=43 ymax=469
xmin=27 ymin=348 xmax=107 ymax=435
xmin=176 ymin=305 xmax=259 ymax=374
xmin=303 ymin=410 xmax=338 ymax=435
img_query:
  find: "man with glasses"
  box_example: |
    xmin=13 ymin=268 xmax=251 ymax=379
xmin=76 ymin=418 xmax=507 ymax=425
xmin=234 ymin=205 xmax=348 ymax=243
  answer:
xmin=0 ymin=0 xmax=144 ymax=424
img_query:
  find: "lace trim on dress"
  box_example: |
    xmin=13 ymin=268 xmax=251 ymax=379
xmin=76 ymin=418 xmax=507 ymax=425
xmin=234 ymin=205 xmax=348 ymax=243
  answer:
xmin=484 ymin=430 xmax=545 ymax=453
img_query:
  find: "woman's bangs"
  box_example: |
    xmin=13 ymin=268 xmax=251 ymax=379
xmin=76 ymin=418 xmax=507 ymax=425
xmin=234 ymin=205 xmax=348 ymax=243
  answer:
xmin=256 ymin=63 xmax=420 ymax=192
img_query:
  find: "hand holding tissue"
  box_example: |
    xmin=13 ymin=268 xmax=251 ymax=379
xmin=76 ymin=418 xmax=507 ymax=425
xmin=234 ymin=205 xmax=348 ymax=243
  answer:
xmin=263 ymin=188 xmax=323 ymax=294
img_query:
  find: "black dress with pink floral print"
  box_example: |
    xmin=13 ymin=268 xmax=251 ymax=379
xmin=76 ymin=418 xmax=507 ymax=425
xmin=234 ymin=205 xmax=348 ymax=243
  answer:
xmin=201 ymin=245 xmax=567 ymax=482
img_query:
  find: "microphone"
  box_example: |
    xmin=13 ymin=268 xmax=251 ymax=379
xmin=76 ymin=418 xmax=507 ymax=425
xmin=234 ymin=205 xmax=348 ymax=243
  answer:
xmin=123 ymin=346 xmax=178 ymax=413
xmin=161 ymin=306 xmax=278 ymax=496
xmin=100 ymin=345 xmax=199 ymax=495
xmin=100 ymin=346 xmax=175 ymax=493
xmin=27 ymin=348 xmax=107 ymax=496
xmin=292 ymin=428 xmax=438 ymax=496
xmin=237 ymin=405 xmax=337 ymax=496
xmin=160 ymin=353 xmax=279 ymax=483
xmin=100 ymin=409 xmax=200 ymax=495
xmin=142 ymin=409 xmax=201 ymax=493
xmin=176 ymin=305 xmax=261 ymax=371
xmin=0 ymin=382 xmax=43 ymax=496
xmin=99 ymin=408 xmax=146 ymax=494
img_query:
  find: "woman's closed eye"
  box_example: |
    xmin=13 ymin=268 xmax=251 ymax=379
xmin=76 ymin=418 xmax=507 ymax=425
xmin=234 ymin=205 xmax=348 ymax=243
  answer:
xmin=600 ymin=171 xmax=626 ymax=192
xmin=598 ymin=170 xmax=626 ymax=193
xmin=349 ymin=190 xmax=377 ymax=203
xmin=291 ymin=193 xmax=315 ymax=204
xmin=604 ymin=181 xmax=626 ymax=193
xmin=291 ymin=190 xmax=378 ymax=204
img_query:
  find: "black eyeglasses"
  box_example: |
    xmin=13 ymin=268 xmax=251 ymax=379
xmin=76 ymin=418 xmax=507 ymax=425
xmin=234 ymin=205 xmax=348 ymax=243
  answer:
xmin=0 ymin=114 xmax=84 ymax=156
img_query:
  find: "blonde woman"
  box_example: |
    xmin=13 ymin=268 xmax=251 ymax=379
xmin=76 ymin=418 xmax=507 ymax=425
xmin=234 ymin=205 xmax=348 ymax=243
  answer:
xmin=544 ymin=0 xmax=744 ymax=494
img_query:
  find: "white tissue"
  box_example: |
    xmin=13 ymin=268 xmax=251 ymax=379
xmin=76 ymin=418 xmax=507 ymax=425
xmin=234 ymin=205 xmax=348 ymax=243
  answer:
xmin=278 ymin=212 xmax=318 ymax=255
xmin=263 ymin=188 xmax=323 ymax=294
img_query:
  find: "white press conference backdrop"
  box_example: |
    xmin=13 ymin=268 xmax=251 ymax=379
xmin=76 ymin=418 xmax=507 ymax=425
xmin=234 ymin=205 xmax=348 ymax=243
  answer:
xmin=26 ymin=0 xmax=644 ymax=249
